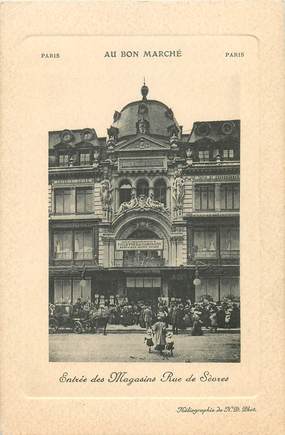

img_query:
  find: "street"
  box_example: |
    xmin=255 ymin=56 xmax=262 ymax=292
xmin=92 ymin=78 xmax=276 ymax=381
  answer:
xmin=49 ymin=330 xmax=240 ymax=362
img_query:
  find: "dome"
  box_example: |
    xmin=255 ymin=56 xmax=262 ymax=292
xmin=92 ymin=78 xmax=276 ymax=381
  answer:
xmin=110 ymin=85 xmax=180 ymax=140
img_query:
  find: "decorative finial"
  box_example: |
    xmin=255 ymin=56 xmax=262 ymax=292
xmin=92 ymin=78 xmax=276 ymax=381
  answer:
xmin=141 ymin=79 xmax=149 ymax=100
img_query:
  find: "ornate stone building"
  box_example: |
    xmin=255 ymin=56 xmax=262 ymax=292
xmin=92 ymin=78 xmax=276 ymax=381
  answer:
xmin=48 ymin=84 xmax=240 ymax=305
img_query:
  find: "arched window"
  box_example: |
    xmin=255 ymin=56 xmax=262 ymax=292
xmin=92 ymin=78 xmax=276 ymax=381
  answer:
xmin=154 ymin=179 xmax=167 ymax=206
xmin=137 ymin=179 xmax=149 ymax=197
xmin=119 ymin=180 xmax=132 ymax=205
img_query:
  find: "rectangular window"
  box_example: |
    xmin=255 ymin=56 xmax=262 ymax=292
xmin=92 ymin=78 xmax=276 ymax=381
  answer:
xmin=220 ymin=227 xmax=239 ymax=257
xmin=54 ymin=279 xmax=72 ymax=303
xmin=59 ymin=154 xmax=69 ymax=166
xmin=80 ymin=153 xmax=90 ymax=165
xmin=195 ymin=278 xmax=219 ymax=302
xmin=54 ymin=188 xmax=74 ymax=214
xmin=73 ymin=278 xmax=91 ymax=302
xmin=74 ymin=231 xmax=93 ymax=260
xmin=53 ymin=231 xmax=73 ymax=259
xmin=76 ymin=188 xmax=93 ymax=213
xmin=220 ymin=277 xmax=240 ymax=300
xmin=223 ymin=149 xmax=234 ymax=159
xmin=193 ymin=231 xmax=217 ymax=258
xmin=198 ymin=150 xmax=209 ymax=161
xmin=220 ymin=184 xmax=240 ymax=210
xmin=195 ymin=184 xmax=215 ymax=210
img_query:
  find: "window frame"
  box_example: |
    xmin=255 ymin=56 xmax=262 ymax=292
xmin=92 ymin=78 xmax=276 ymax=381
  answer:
xmin=75 ymin=187 xmax=94 ymax=214
xmin=54 ymin=188 xmax=73 ymax=215
xmin=220 ymin=183 xmax=240 ymax=210
xmin=79 ymin=152 xmax=91 ymax=166
xmin=223 ymin=148 xmax=234 ymax=160
xmin=194 ymin=184 xmax=215 ymax=211
xmin=58 ymin=153 xmax=70 ymax=166
xmin=198 ymin=150 xmax=210 ymax=162
xmin=154 ymin=179 xmax=167 ymax=206
xmin=193 ymin=229 xmax=218 ymax=258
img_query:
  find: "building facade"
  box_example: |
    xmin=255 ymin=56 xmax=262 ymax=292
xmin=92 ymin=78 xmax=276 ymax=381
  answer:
xmin=48 ymin=84 xmax=240 ymax=306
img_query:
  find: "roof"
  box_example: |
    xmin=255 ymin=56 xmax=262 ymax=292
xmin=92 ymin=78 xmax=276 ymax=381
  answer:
xmin=188 ymin=120 xmax=240 ymax=144
xmin=110 ymin=98 xmax=181 ymax=140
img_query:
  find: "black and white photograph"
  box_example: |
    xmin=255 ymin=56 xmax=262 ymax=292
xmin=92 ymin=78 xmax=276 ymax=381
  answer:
xmin=48 ymin=77 xmax=240 ymax=363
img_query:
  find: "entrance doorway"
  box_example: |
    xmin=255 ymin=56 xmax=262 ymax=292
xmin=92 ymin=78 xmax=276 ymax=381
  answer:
xmin=127 ymin=287 xmax=160 ymax=304
xmin=126 ymin=276 xmax=161 ymax=304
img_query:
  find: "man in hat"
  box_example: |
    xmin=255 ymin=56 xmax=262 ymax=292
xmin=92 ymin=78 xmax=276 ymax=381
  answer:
xmin=143 ymin=305 xmax=153 ymax=330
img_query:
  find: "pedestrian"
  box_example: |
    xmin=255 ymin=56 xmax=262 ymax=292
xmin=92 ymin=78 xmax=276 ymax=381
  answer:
xmin=143 ymin=305 xmax=153 ymax=330
xmin=170 ymin=304 xmax=178 ymax=335
xmin=144 ymin=328 xmax=154 ymax=353
xmin=191 ymin=312 xmax=203 ymax=336
xmin=209 ymin=309 xmax=218 ymax=333
xmin=225 ymin=310 xmax=232 ymax=329
xmin=152 ymin=316 xmax=166 ymax=355
xmin=165 ymin=331 xmax=175 ymax=357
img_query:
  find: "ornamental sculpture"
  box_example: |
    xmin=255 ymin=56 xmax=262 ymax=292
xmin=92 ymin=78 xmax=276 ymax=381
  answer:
xmin=172 ymin=169 xmax=185 ymax=213
xmin=116 ymin=193 xmax=168 ymax=216
xmin=100 ymin=179 xmax=113 ymax=220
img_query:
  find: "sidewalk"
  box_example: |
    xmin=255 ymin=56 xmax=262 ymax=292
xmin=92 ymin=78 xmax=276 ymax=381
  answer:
xmin=105 ymin=324 xmax=240 ymax=334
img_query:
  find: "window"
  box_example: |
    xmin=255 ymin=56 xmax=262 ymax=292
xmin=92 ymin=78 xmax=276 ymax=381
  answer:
xmin=220 ymin=184 xmax=240 ymax=210
xmin=198 ymin=150 xmax=209 ymax=161
xmin=126 ymin=277 xmax=161 ymax=288
xmin=220 ymin=227 xmax=239 ymax=257
xmin=54 ymin=231 xmax=73 ymax=259
xmin=80 ymin=152 xmax=90 ymax=165
xmin=223 ymin=149 xmax=234 ymax=159
xmin=76 ymin=188 xmax=93 ymax=213
xmin=54 ymin=189 xmax=74 ymax=214
xmin=119 ymin=180 xmax=132 ymax=205
xmin=154 ymin=179 xmax=167 ymax=205
xmin=195 ymin=184 xmax=215 ymax=210
xmin=74 ymin=231 xmax=93 ymax=260
xmin=137 ymin=179 xmax=149 ymax=197
xmin=54 ymin=278 xmax=91 ymax=303
xmin=220 ymin=277 xmax=239 ymax=300
xmin=59 ymin=154 xmax=69 ymax=166
xmin=54 ymin=279 xmax=72 ymax=303
xmin=73 ymin=279 xmax=91 ymax=301
xmin=195 ymin=278 xmax=219 ymax=302
xmin=193 ymin=231 xmax=217 ymax=258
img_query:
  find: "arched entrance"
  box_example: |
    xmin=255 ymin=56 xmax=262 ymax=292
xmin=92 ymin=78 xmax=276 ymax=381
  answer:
xmin=113 ymin=213 xmax=171 ymax=304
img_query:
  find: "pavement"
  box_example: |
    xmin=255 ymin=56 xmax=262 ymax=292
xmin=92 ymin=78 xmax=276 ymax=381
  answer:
xmin=49 ymin=329 xmax=240 ymax=363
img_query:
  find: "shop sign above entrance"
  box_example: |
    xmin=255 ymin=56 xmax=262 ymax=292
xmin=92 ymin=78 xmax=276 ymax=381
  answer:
xmin=116 ymin=239 xmax=164 ymax=251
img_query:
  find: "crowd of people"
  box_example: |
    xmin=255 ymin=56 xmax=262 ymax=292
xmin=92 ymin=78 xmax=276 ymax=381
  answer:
xmin=49 ymin=297 xmax=240 ymax=333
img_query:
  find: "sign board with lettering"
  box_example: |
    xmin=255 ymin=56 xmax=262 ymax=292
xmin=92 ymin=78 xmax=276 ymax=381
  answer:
xmin=118 ymin=157 xmax=167 ymax=172
xmin=116 ymin=239 xmax=164 ymax=251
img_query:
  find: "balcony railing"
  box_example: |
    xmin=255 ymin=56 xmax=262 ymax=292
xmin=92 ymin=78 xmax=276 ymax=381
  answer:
xmin=114 ymin=258 xmax=165 ymax=268
xmin=54 ymin=250 xmax=93 ymax=260
xmin=194 ymin=250 xmax=217 ymax=259
xmin=220 ymin=250 xmax=239 ymax=258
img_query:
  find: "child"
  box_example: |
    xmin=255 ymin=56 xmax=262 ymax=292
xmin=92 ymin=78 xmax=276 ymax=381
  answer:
xmin=165 ymin=331 xmax=174 ymax=356
xmin=144 ymin=328 xmax=154 ymax=353
xmin=225 ymin=310 xmax=232 ymax=329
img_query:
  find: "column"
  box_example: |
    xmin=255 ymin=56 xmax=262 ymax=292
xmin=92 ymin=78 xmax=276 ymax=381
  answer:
xmin=215 ymin=183 xmax=221 ymax=211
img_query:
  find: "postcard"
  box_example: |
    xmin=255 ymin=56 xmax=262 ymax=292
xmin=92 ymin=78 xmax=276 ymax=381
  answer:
xmin=0 ymin=1 xmax=284 ymax=434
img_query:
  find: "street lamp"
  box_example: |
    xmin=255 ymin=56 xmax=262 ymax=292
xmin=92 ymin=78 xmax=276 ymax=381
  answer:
xmin=193 ymin=266 xmax=201 ymax=287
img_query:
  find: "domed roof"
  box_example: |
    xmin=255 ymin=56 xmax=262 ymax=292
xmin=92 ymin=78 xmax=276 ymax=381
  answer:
xmin=110 ymin=84 xmax=180 ymax=140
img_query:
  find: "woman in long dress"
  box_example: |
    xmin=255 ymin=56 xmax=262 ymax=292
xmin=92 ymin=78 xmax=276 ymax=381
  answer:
xmin=152 ymin=316 xmax=166 ymax=355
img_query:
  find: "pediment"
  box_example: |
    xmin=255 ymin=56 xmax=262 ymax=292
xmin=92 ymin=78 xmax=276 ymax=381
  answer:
xmin=115 ymin=135 xmax=170 ymax=152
